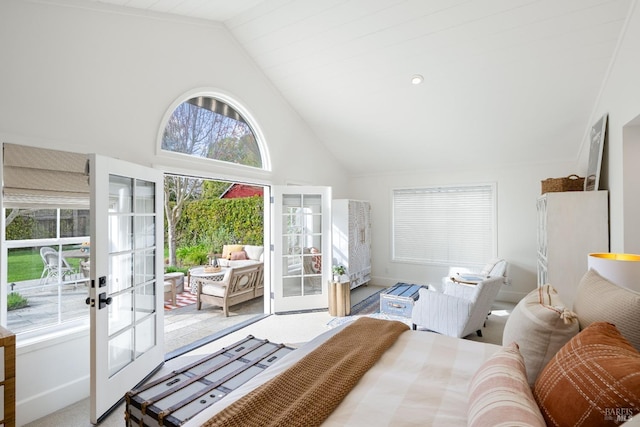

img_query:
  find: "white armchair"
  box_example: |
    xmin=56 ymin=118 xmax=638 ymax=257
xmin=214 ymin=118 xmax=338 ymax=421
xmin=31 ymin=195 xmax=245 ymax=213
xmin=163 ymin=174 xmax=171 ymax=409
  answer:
xmin=411 ymin=276 xmax=504 ymax=338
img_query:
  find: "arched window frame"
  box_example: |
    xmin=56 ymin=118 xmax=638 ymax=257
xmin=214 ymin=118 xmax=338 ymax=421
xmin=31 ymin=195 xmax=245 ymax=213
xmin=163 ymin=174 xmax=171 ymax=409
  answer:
xmin=156 ymin=89 xmax=271 ymax=172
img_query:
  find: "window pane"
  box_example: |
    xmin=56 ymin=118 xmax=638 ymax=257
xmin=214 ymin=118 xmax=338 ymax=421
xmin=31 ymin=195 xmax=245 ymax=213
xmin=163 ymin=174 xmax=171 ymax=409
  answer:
xmin=393 ymin=185 xmax=496 ymax=266
xmin=161 ymin=96 xmax=262 ymax=168
xmin=6 ymin=208 xmax=91 ymax=335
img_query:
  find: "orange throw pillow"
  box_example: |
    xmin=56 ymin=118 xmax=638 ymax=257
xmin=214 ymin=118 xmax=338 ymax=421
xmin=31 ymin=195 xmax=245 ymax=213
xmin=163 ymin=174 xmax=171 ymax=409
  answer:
xmin=533 ymin=322 xmax=640 ymax=426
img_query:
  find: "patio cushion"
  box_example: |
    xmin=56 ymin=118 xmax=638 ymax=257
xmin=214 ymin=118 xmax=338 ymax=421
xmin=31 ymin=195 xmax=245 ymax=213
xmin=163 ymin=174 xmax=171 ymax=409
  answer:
xmin=222 ymin=244 xmax=245 ymax=259
xmin=201 ymin=282 xmax=226 ymax=298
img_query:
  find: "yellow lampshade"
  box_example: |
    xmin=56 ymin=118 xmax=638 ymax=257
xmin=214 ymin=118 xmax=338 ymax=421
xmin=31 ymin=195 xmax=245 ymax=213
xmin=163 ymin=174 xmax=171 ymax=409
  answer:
xmin=588 ymin=253 xmax=640 ymax=292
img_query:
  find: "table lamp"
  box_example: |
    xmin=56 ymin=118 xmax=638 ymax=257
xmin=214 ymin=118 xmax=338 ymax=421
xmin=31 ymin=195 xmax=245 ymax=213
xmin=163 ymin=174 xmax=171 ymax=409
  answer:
xmin=588 ymin=253 xmax=640 ymax=292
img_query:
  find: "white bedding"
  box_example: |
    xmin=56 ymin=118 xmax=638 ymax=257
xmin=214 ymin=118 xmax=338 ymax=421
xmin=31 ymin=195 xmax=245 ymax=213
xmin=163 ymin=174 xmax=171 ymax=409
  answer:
xmin=187 ymin=322 xmax=501 ymax=426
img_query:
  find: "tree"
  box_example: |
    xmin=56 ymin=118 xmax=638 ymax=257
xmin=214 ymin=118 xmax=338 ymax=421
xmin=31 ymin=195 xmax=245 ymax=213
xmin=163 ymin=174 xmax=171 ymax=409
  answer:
xmin=160 ymin=97 xmax=264 ymax=266
xmin=164 ymin=175 xmax=201 ymax=267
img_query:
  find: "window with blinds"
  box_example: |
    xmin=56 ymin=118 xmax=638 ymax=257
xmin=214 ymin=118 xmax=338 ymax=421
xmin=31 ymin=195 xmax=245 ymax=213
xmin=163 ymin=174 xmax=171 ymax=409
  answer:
xmin=392 ymin=184 xmax=496 ymax=266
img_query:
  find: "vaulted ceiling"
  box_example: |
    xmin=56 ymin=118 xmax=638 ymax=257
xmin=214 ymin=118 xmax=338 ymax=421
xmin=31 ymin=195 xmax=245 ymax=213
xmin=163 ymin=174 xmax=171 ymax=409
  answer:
xmin=79 ymin=0 xmax=633 ymax=174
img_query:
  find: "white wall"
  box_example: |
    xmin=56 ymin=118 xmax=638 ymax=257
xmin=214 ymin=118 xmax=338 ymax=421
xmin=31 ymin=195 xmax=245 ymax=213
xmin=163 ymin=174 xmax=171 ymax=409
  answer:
xmin=353 ymin=2 xmax=640 ymax=304
xmin=579 ymin=1 xmax=640 ymax=253
xmin=0 ymin=1 xmax=348 ymax=424
xmin=350 ymin=160 xmax=579 ymax=303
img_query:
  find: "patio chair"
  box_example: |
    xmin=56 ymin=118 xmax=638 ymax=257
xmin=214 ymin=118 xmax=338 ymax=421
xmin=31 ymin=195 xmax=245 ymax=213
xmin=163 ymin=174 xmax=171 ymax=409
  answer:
xmin=40 ymin=247 xmax=76 ymax=283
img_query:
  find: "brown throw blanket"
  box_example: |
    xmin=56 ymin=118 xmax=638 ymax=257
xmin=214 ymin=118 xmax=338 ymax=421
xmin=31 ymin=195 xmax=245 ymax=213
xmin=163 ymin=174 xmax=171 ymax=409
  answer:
xmin=203 ymin=317 xmax=409 ymax=427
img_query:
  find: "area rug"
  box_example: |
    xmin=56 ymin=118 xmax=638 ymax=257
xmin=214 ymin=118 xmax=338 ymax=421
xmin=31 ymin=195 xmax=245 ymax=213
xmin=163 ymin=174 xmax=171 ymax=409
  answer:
xmin=327 ymin=287 xmax=413 ymax=329
xmin=164 ymin=292 xmax=197 ymax=310
xmin=350 ymin=288 xmax=385 ymax=315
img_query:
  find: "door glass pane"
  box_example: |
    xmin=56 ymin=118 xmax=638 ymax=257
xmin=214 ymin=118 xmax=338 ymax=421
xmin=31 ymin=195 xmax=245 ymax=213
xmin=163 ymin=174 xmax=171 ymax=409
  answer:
xmin=108 ymin=291 xmax=133 ymax=335
xmin=108 ymin=215 xmax=132 ymax=253
xmin=135 ymin=283 xmax=155 ymax=321
xmin=108 ymin=329 xmax=133 ymax=377
xmin=283 ymin=277 xmax=301 ymax=297
xmin=109 ymin=175 xmax=133 ymax=213
xmin=303 ymin=276 xmax=322 ymax=295
xmin=109 ymin=253 xmax=133 ymax=293
xmin=135 ymin=315 xmax=155 ymax=355
xmin=135 ymin=180 xmax=155 ymax=214
xmin=133 ymin=250 xmax=155 ymax=286
xmin=134 ymin=216 xmax=155 ymax=248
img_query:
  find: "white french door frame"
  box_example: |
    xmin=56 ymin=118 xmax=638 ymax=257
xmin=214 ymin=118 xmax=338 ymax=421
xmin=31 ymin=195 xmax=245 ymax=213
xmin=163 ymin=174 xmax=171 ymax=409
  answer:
xmin=272 ymin=186 xmax=331 ymax=313
xmin=89 ymin=154 xmax=165 ymax=424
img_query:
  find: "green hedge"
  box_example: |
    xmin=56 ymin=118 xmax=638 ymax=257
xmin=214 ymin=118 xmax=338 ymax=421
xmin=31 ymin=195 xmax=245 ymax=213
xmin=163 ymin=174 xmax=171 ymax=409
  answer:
xmin=177 ymin=196 xmax=264 ymax=254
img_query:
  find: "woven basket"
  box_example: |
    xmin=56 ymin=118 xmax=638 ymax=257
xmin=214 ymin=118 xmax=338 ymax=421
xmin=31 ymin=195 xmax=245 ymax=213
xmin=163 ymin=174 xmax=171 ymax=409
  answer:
xmin=541 ymin=174 xmax=584 ymax=194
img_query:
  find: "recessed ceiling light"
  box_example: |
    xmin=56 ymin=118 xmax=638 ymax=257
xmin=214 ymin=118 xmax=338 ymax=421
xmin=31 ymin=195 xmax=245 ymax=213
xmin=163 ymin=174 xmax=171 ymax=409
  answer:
xmin=411 ymin=74 xmax=424 ymax=85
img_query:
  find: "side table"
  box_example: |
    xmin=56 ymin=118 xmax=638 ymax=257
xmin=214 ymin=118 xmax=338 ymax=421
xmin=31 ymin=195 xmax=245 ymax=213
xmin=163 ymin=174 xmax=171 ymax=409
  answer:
xmin=328 ymin=280 xmax=351 ymax=317
xmin=188 ymin=266 xmax=227 ymax=294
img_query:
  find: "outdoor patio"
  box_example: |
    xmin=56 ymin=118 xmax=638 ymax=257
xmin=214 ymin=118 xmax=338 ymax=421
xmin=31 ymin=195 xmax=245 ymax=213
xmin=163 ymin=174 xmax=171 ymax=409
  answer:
xmin=6 ymin=276 xmax=265 ymax=356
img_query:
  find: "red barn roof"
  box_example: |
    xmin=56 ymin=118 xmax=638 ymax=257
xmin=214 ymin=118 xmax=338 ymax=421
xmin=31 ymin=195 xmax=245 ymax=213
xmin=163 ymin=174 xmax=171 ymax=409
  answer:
xmin=220 ymin=183 xmax=264 ymax=199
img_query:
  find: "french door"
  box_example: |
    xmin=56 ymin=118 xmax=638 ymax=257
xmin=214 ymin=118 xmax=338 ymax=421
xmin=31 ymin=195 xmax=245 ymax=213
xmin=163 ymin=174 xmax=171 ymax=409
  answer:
xmin=88 ymin=155 xmax=164 ymax=423
xmin=272 ymin=186 xmax=331 ymax=313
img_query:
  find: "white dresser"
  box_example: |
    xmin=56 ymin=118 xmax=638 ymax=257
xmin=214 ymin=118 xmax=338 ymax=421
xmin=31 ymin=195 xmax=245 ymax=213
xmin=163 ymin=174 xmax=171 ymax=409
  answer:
xmin=332 ymin=199 xmax=372 ymax=289
xmin=536 ymin=190 xmax=609 ymax=309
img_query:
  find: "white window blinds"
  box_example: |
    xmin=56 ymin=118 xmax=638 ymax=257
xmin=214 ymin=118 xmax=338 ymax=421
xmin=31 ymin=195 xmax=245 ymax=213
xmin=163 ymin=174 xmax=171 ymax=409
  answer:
xmin=392 ymin=184 xmax=496 ymax=266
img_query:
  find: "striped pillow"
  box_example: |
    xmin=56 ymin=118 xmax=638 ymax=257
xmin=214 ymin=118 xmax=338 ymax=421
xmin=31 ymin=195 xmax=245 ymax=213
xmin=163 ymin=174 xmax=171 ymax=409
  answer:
xmin=468 ymin=342 xmax=546 ymax=427
xmin=534 ymin=322 xmax=640 ymax=426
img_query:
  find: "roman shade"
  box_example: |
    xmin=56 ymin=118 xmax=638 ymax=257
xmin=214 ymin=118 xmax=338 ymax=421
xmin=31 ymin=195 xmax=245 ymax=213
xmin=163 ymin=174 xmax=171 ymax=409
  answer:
xmin=2 ymin=143 xmax=89 ymax=209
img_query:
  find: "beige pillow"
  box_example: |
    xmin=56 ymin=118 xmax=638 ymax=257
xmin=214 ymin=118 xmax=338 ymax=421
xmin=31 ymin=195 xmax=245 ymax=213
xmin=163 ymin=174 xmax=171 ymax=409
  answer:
xmin=221 ymin=244 xmax=245 ymax=260
xmin=574 ymin=269 xmax=640 ymax=351
xmin=502 ymin=284 xmax=579 ymax=386
xmin=468 ymin=342 xmax=545 ymax=427
xmin=534 ymin=322 xmax=640 ymax=426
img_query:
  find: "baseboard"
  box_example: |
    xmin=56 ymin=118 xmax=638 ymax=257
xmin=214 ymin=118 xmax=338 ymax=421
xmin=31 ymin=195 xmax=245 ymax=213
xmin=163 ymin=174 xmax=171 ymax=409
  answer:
xmin=496 ymin=288 xmax=526 ymax=304
xmin=16 ymin=375 xmax=89 ymax=425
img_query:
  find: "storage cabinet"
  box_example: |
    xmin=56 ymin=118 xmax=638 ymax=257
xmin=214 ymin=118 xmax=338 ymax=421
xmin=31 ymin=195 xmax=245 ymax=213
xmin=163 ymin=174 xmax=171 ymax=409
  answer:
xmin=537 ymin=191 xmax=609 ymax=309
xmin=332 ymin=200 xmax=371 ymax=289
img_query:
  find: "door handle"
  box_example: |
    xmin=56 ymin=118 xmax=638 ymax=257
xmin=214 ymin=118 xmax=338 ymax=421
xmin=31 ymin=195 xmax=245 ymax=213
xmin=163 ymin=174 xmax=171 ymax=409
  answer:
xmin=98 ymin=292 xmax=112 ymax=310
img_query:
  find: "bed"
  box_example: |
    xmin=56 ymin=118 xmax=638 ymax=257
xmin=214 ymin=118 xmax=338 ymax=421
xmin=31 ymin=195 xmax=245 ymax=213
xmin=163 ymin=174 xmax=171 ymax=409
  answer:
xmin=181 ymin=272 xmax=640 ymax=427
xmin=185 ymin=317 xmax=500 ymax=426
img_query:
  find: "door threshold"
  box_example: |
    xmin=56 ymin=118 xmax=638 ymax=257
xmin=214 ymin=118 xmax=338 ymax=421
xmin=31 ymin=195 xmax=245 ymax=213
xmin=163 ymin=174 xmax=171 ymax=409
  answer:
xmin=164 ymin=313 xmax=270 ymax=361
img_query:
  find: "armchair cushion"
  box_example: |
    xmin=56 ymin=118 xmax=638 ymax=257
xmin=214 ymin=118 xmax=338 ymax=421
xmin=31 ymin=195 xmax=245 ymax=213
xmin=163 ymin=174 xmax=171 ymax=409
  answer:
xmin=201 ymin=282 xmax=226 ymax=298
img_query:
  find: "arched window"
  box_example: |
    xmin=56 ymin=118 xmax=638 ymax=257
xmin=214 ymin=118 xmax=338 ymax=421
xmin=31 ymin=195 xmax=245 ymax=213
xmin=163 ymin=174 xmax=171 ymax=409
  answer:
xmin=161 ymin=96 xmax=263 ymax=168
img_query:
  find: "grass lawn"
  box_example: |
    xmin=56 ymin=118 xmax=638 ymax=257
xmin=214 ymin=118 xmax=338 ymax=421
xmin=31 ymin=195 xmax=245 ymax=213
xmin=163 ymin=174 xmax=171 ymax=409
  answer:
xmin=7 ymin=248 xmax=81 ymax=283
